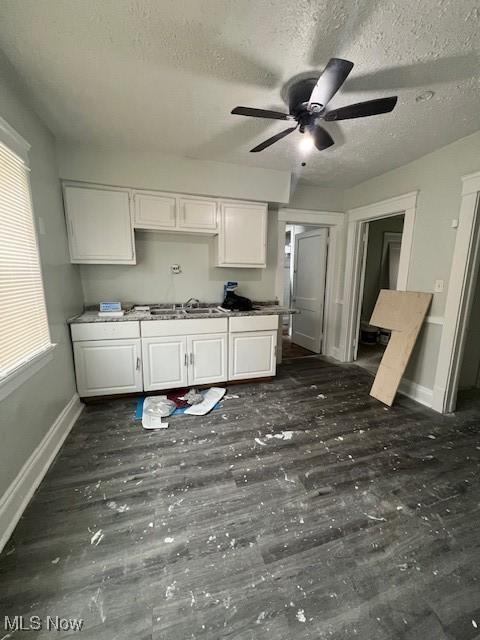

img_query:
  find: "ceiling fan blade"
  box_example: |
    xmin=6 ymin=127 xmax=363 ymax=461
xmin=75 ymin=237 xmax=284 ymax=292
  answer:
xmin=232 ymin=106 xmax=291 ymax=120
xmin=250 ymin=126 xmax=297 ymax=152
xmin=309 ymin=124 xmax=335 ymax=151
xmin=309 ymin=58 xmax=354 ymax=108
xmin=324 ymin=96 xmax=398 ymax=121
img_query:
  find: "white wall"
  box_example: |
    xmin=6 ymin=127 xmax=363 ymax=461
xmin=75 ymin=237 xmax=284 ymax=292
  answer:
xmin=288 ymin=183 xmax=344 ymax=212
xmin=57 ymin=144 xmax=291 ymax=204
xmin=57 ymin=144 xmax=292 ymax=304
xmin=345 ymin=130 xmax=480 ymax=390
xmin=0 ymin=52 xmax=83 ymax=497
xmin=80 ymin=210 xmax=279 ymax=304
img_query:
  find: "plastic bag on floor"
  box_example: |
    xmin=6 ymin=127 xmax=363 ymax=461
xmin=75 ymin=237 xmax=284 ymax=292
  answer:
xmin=142 ymin=396 xmax=176 ymax=429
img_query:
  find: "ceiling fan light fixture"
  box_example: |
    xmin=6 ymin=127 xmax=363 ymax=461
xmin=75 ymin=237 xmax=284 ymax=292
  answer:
xmin=299 ymin=134 xmax=315 ymax=153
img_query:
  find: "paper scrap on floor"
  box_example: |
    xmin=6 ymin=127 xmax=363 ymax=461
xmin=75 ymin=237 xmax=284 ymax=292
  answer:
xmin=184 ymin=387 xmax=226 ymax=415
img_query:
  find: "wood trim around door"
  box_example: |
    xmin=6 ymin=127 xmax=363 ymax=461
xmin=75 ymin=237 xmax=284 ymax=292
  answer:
xmin=432 ymin=171 xmax=480 ymax=413
xmin=340 ymin=191 xmax=418 ymax=362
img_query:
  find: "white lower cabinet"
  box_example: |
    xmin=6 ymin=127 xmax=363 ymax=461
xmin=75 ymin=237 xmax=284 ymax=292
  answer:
xmin=142 ymin=333 xmax=227 ymax=390
xmin=228 ymin=330 xmax=277 ymax=381
xmin=142 ymin=336 xmax=188 ymax=391
xmin=187 ymin=333 xmax=227 ymax=385
xmin=73 ymin=339 xmax=143 ymax=397
xmin=71 ymin=315 xmax=279 ymax=397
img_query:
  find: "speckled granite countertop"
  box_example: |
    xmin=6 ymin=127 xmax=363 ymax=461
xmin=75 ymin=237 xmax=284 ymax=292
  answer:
xmin=68 ymin=302 xmax=297 ymax=324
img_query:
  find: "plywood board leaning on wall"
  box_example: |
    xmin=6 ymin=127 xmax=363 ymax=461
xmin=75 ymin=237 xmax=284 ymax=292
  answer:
xmin=369 ymin=290 xmax=432 ymax=406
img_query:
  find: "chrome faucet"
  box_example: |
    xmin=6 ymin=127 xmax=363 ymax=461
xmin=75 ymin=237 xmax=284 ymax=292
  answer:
xmin=184 ymin=297 xmax=200 ymax=308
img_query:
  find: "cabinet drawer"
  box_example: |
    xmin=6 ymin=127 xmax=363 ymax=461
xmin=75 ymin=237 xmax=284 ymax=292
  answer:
xmin=141 ymin=318 xmax=228 ymax=338
xmin=71 ymin=321 xmax=140 ymax=341
xmin=229 ymin=315 xmax=279 ymax=332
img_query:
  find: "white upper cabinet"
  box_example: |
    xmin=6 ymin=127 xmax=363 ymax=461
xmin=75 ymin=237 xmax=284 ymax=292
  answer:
xmin=63 ymin=181 xmax=267 ymax=265
xmin=63 ymin=183 xmax=135 ymax=264
xmin=133 ymin=191 xmax=218 ymax=234
xmin=133 ymin=191 xmax=176 ymax=230
xmin=216 ymin=201 xmax=267 ymax=268
xmin=178 ymin=196 xmax=217 ymax=231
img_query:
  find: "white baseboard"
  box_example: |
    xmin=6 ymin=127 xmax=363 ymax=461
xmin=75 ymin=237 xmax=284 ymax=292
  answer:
xmin=0 ymin=394 xmax=83 ymax=553
xmin=329 ymin=346 xmax=343 ymax=361
xmin=398 ymin=378 xmax=433 ymax=408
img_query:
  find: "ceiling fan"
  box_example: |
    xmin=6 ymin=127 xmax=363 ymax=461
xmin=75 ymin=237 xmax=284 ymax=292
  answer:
xmin=231 ymin=58 xmax=398 ymax=153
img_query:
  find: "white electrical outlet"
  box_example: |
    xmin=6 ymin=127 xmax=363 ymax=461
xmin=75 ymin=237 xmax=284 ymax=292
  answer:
xmin=434 ymin=279 xmax=444 ymax=293
xmin=170 ymin=264 xmax=182 ymax=274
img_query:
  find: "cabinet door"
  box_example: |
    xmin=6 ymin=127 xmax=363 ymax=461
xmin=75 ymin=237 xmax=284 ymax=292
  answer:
xmin=217 ymin=202 xmax=267 ymax=267
xmin=63 ymin=183 xmax=135 ymax=264
xmin=178 ymin=197 xmax=218 ymax=232
xmin=73 ymin=339 xmax=142 ymax=397
xmin=187 ymin=333 xmax=227 ymax=386
xmin=142 ymin=336 xmax=187 ymax=391
xmin=133 ymin=191 xmax=177 ymax=230
xmin=228 ymin=330 xmax=277 ymax=381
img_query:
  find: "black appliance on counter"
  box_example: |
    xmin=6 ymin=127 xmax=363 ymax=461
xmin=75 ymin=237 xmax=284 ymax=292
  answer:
xmin=221 ymin=290 xmax=253 ymax=311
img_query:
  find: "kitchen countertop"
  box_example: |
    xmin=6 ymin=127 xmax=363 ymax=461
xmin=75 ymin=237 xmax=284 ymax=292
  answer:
xmin=68 ymin=303 xmax=297 ymax=324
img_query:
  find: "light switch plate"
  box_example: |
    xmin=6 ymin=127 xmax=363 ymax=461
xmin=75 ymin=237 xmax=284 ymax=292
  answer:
xmin=434 ymin=279 xmax=444 ymax=293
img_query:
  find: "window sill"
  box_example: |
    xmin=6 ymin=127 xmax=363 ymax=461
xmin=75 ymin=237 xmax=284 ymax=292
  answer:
xmin=0 ymin=344 xmax=56 ymax=402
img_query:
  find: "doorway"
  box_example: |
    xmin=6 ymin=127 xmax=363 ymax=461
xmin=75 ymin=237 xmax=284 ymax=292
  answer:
xmin=355 ymin=214 xmax=405 ymax=375
xmin=341 ymin=191 xmax=417 ymax=364
xmin=456 ymin=261 xmax=480 ymax=408
xmin=282 ymin=224 xmax=328 ymax=359
xmin=433 ymin=176 xmax=480 ymax=413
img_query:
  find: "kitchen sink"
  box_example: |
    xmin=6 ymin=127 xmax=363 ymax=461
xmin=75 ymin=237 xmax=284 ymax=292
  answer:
xmin=183 ymin=307 xmax=224 ymax=315
xmin=149 ymin=308 xmax=179 ymax=315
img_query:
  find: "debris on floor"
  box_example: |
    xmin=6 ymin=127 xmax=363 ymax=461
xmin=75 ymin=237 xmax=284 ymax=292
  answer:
xmin=179 ymin=388 xmax=203 ymax=405
xmin=135 ymin=390 xmax=224 ymax=422
xmin=142 ymin=396 xmax=176 ymax=429
xmin=184 ymin=387 xmax=226 ymax=415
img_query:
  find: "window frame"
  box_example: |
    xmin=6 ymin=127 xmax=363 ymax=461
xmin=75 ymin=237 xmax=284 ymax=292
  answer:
xmin=0 ymin=115 xmax=55 ymax=401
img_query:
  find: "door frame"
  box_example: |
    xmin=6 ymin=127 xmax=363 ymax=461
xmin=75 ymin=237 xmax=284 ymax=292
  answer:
xmin=292 ymin=227 xmax=329 ymax=353
xmin=432 ymin=171 xmax=480 ymax=413
xmin=340 ymin=191 xmax=418 ymax=362
xmin=276 ymin=209 xmax=346 ymax=361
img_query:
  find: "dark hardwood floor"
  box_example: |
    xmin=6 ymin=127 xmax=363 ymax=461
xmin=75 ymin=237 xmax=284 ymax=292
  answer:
xmin=1 ymin=357 xmax=480 ymax=639
xmin=282 ymin=336 xmax=315 ymax=359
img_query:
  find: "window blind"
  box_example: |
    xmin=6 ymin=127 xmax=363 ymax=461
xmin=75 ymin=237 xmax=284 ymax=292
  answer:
xmin=0 ymin=140 xmax=51 ymax=380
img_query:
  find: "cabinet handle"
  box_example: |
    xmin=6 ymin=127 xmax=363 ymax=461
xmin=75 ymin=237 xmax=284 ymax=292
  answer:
xmin=136 ymin=356 xmax=141 ymax=370
xmin=184 ymin=353 xmax=188 ymax=367
xmin=190 ymin=352 xmax=194 ymax=365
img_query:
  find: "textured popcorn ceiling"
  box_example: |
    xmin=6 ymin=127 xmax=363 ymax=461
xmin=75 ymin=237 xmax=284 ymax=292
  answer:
xmin=0 ymin=0 xmax=479 ymax=187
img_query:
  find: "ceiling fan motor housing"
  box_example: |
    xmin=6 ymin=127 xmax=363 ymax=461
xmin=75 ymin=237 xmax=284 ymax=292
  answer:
xmin=288 ymin=77 xmax=321 ymax=116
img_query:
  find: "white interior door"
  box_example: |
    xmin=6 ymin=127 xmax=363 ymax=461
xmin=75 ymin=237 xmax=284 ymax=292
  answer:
xmin=291 ymin=229 xmax=328 ymax=353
